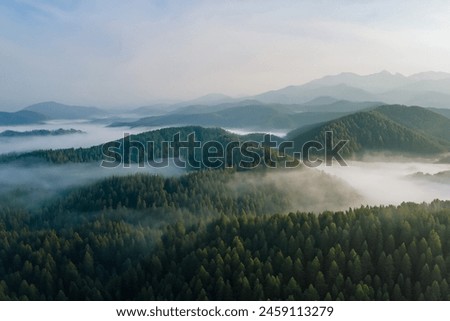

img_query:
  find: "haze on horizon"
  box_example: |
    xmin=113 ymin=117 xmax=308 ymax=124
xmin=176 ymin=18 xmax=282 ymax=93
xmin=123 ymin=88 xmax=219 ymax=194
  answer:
xmin=1 ymin=0 xmax=450 ymax=110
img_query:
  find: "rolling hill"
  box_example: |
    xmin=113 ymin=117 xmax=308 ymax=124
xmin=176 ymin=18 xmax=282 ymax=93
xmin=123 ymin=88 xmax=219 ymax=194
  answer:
xmin=249 ymin=71 xmax=450 ymax=108
xmin=170 ymin=100 xmax=265 ymax=115
xmin=299 ymin=99 xmax=382 ymax=113
xmin=374 ymin=105 xmax=450 ymax=142
xmin=0 ymin=126 xmax=283 ymax=169
xmin=0 ymin=110 xmax=48 ymax=125
xmin=288 ymin=106 xmax=450 ymax=157
xmin=427 ymin=107 xmax=450 ymax=120
xmin=110 ymin=102 xmax=350 ymax=132
xmin=253 ymin=83 xmax=378 ymax=105
xmin=24 ymin=101 xmax=105 ymax=120
xmin=3 ymin=104 xmax=449 ymax=164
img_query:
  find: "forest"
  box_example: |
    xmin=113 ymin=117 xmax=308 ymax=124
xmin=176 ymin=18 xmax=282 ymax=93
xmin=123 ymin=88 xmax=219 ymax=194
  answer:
xmin=3 ymin=0 xmax=450 ymax=307
xmin=0 ymin=126 xmax=283 ymax=168
xmin=0 ymin=105 xmax=449 ymax=301
xmin=0 ymin=168 xmax=449 ymax=300
xmin=3 ymin=104 xmax=450 ymax=167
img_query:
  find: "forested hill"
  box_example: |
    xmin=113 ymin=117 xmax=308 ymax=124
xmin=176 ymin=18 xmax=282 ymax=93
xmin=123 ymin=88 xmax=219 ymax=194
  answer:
xmin=374 ymin=105 xmax=450 ymax=143
xmin=2 ymin=106 xmax=449 ymax=165
xmin=288 ymin=106 xmax=450 ymax=157
xmin=38 ymin=169 xmax=360 ymax=226
xmin=0 ymin=126 xmax=282 ymax=167
xmin=0 ymin=200 xmax=449 ymax=300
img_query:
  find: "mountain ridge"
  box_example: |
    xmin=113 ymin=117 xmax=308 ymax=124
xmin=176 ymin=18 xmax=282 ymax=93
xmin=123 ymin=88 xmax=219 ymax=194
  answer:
xmin=0 ymin=110 xmax=48 ymax=125
xmin=24 ymin=101 xmax=105 ymax=120
xmin=288 ymin=105 xmax=450 ymax=157
xmin=249 ymin=71 xmax=450 ymax=108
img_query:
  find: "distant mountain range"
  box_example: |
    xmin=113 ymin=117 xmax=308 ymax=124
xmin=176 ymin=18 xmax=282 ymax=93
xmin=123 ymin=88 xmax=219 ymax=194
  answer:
xmin=126 ymin=71 xmax=450 ymax=112
xmin=0 ymin=110 xmax=48 ymax=125
xmin=248 ymin=71 xmax=450 ymax=108
xmin=0 ymin=102 xmax=107 ymax=125
xmin=107 ymin=71 xmax=450 ymax=130
xmin=110 ymin=99 xmax=381 ymax=131
xmin=2 ymin=71 xmax=450 ymax=127
xmin=3 ymin=105 xmax=450 ymax=165
xmin=24 ymin=102 xmax=105 ymax=119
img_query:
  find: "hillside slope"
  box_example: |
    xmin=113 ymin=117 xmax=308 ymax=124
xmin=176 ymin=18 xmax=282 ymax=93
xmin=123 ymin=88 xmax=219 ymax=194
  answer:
xmin=111 ymin=104 xmax=347 ymax=132
xmin=24 ymin=101 xmax=105 ymax=120
xmin=289 ymin=108 xmax=450 ymax=156
xmin=374 ymin=105 xmax=450 ymax=142
xmin=0 ymin=110 xmax=48 ymax=125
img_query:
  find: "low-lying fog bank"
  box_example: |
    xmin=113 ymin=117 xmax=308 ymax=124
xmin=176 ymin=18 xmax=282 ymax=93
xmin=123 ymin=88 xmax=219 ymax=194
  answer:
xmin=0 ymin=120 xmax=160 ymax=154
xmin=0 ymin=121 xmax=289 ymax=155
xmin=0 ymin=162 xmax=185 ymax=207
xmin=232 ymin=168 xmax=363 ymax=213
xmin=1 ymin=149 xmax=448 ymax=214
xmin=223 ymin=127 xmax=288 ymax=137
xmin=319 ymin=160 xmax=450 ymax=206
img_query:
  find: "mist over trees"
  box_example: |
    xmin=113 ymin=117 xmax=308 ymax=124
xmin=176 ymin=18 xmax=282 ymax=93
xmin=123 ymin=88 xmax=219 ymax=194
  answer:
xmin=0 ymin=103 xmax=449 ymax=301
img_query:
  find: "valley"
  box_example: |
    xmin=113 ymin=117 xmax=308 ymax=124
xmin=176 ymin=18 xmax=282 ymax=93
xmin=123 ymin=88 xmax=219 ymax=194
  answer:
xmin=1 ymin=72 xmax=450 ymax=301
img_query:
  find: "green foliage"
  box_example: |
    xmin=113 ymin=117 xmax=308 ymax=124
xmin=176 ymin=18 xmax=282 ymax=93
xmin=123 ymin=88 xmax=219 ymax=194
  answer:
xmin=140 ymin=200 xmax=450 ymax=300
xmin=3 ymin=104 xmax=450 ymax=166
xmin=0 ymin=126 xmax=282 ymax=169
xmin=0 ymin=198 xmax=450 ymax=300
xmin=290 ymin=109 xmax=450 ymax=156
xmin=44 ymin=169 xmax=292 ymax=224
xmin=374 ymin=105 xmax=450 ymax=143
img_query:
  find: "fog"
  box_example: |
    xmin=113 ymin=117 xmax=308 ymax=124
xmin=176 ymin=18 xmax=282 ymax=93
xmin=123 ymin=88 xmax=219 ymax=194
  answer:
xmin=1 ymin=121 xmax=449 ymax=214
xmin=0 ymin=160 xmax=362 ymax=216
xmin=319 ymin=160 xmax=450 ymax=206
xmin=1 ymin=157 xmax=448 ymax=213
xmin=223 ymin=127 xmax=288 ymax=137
xmin=0 ymin=121 xmax=291 ymax=156
xmin=229 ymin=159 xmax=450 ymax=214
xmin=0 ymin=162 xmax=184 ymax=208
xmin=232 ymin=167 xmax=364 ymax=213
xmin=0 ymin=120 xmax=159 ymax=155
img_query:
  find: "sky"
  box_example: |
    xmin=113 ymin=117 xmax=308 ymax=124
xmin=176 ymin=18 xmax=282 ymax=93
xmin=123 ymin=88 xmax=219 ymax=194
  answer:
xmin=1 ymin=0 xmax=450 ymax=110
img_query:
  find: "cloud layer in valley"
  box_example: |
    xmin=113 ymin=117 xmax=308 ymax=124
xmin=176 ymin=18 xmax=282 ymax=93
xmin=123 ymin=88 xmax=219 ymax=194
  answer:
xmin=319 ymin=160 xmax=450 ymax=206
xmin=0 ymin=121 xmax=157 ymax=154
xmin=0 ymin=162 xmax=185 ymax=208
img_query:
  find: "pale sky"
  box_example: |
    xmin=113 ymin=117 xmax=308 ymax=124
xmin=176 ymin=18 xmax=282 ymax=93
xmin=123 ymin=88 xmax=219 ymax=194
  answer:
xmin=1 ymin=0 xmax=450 ymax=110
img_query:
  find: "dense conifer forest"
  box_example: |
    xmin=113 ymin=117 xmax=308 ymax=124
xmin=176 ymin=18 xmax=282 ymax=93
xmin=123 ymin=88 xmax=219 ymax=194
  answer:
xmin=0 ymin=168 xmax=449 ymax=300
